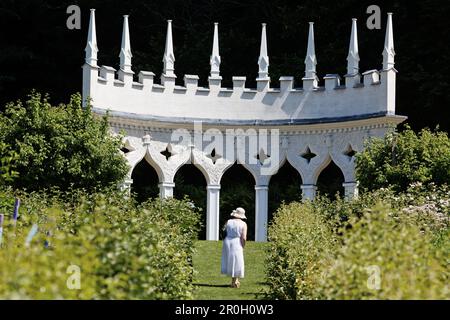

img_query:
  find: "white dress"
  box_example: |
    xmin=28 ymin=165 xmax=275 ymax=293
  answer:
xmin=221 ymin=219 xmax=245 ymax=278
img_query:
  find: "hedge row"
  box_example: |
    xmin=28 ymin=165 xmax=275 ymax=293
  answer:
xmin=0 ymin=188 xmax=201 ymax=299
xmin=265 ymin=184 xmax=449 ymax=300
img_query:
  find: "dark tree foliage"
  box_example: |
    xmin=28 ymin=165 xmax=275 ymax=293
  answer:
xmin=173 ymin=164 xmax=207 ymax=239
xmin=0 ymin=0 xmax=448 ymax=131
xmin=131 ymin=158 xmax=160 ymax=202
xmin=316 ymin=161 xmax=345 ymax=199
xmin=220 ymin=164 xmax=255 ymax=240
xmin=268 ymin=161 xmax=302 ymax=222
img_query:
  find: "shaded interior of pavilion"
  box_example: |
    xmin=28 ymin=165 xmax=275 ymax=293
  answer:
xmin=130 ymin=157 xmax=345 ymax=241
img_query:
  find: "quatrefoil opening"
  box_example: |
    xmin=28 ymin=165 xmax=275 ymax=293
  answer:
xmin=161 ymin=144 xmax=174 ymax=160
xmin=256 ymin=149 xmax=271 ymax=165
xmin=301 ymin=146 xmax=317 ymax=163
xmin=343 ymin=144 xmax=357 ymax=161
xmin=206 ymin=148 xmax=222 ymax=164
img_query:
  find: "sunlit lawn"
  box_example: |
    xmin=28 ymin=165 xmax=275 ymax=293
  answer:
xmin=192 ymin=241 xmax=268 ymax=300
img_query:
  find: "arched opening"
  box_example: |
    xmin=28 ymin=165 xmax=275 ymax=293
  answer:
xmin=131 ymin=158 xmax=159 ymax=203
xmin=220 ymin=164 xmax=256 ymax=241
xmin=174 ymin=164 xmax=207 ymax=239
xmin=268 ymin=161 xmax=302 ymax=223
xmin=317 ymin=161 xmax=345 ymax=199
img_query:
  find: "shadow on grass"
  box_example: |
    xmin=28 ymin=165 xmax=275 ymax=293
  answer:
xmin=194 ymin=283 xmax=231 ymax=288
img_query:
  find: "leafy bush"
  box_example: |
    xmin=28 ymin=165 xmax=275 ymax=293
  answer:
xmin=0 ymin=91 xmax=128 ymax=192
xmin=356 ymin=127 xmax=450 ymax=192
xmin=265 ymin=187 xmax=449 ymax=300
xmin=265 ymin=202 xmax=337 ymax=300
xmin=318 ymin=203 xmax=449 ymax=300
xmin=140 ymin=196 xmax=202 ymax=252
xmin=0 ymin=207 xmax=99 ymax=299
xmin=0 ymin=189 xmax=201 ymax=299
xmin=0 ymin=142 xmax=18 ymax=186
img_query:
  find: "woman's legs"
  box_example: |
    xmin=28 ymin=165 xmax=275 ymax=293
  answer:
xmin=231 ymin=277 xmax=240 ymax=288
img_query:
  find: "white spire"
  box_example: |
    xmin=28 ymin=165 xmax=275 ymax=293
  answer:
xmin=119 ymin=15 xmax=132 ymax=72
xmin=163 ymin=20 xmax=175 ymax=77
xmin=347 ymin=18 xmax=360 ymax=75
xmin=85 ymin=9 xmax=98 ymax=66
xmin=258 ymin=23 xmax=269 ymax=79
xmin=304 ymin=22 xmax=317 ymax=79
xmin=210 ymin=23 xmax=221 ymax=78
xmin=383 ymin=13 xmax=395 ymax=70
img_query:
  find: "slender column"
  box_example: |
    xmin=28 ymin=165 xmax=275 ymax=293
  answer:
xmin=255 ymin=185 xmax=269 ymax=242
xmin=206 ymin=184 xmax=220 ymax=241
xmin=159 ymin=182 xmax=175 ymax=198
xmin=343 ymin=182 xmax=359 ymax=200
xmin=301 ymin=184 xmax=317 ymax=201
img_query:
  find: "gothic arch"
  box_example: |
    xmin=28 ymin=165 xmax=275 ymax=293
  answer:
xmin=268 ymin=159 xmax=303 ymax=222
xmin=130 ymin=154 xmax=161 ymax=202
xmin=312 ymin=152 xmax=347 ymax=185
xmin=126 ymin=148 xmax=164 ymax=183
xmin=219 ymin=163 xmax=257 ymax=240
xmin=315 ymin=156 xmax=345 ymax=198
xmin=266 ymin=156 xmax=302 ymax=185
xmin=191 ymin=147 xmax=235 ymax=186
xmin=238 ymin=147 xmax=287 ymax=186
xmin=173 ymin=163 xmax=207 ymax=239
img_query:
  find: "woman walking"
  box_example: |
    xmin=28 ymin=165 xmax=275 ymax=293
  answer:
xmin=221 ymin=207 xmax=247 ymax=288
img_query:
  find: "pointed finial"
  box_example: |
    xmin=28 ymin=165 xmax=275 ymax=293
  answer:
xmin=85 ymin=9 xmax=98 ymax=66
xmin=210 ymin=23 xmax=221 ymax=78
xmin=383 ymin=13 xmax=395 ymax=70
xmin=304 ymin=22 xmax=317 ymax=79
xmin=119 ymin=15 xmax=132 ymax=72
xmin=163 ymin=20 xmax=175 ymax=77
xmin=347 ymin=18 xmax=360 ymax=75
xmin=258 ymin=23 xmax=269 ymax=79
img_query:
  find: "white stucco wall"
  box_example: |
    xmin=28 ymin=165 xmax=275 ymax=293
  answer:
xmin=85 ymin=67 xmax=395 ymax=123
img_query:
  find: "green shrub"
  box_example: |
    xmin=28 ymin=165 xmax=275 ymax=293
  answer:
xmin=264 ymin=202 xmax=337 ymax=300
xmin=356 ymin=127 xmax=450 ymax=192
xmin=0 ymin=91 xmax=128 ymax=192
xmin=140 ymin=196 xmax=202 ymax=247
xmin=318 ymin=203 xmax=449 ymax=299
xmin=0 ymin=190 xmax=201 ymax=299
xmin=0 ymin=142 xmax=18 ymax=186
xmin=0 ymin=206 xmax=98 ymax=299
xmin=264 ymin=187 xmax=449 ymax=300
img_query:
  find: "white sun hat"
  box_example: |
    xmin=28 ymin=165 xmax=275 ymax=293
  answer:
xmin=231 ymin=207 xmax=247 ymax=220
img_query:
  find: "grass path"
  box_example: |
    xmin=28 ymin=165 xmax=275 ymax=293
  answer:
xmin=192 ymin=241 xmax=268 ymax=300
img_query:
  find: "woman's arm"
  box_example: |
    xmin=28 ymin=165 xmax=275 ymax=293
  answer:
xmin=241 ymin=222 xmax=247 ymax=248
xmin=222 ymin=220 xmax=229 ymax=238
xmin=222 ymin=220 xmax=228 ymax=232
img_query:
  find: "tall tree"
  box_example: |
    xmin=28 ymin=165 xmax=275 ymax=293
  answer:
xmin=0 ymin=92 xmax=128 ymax=191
